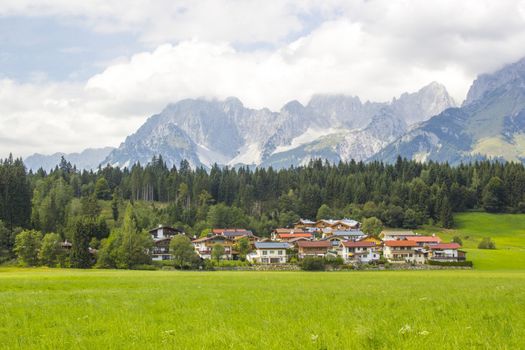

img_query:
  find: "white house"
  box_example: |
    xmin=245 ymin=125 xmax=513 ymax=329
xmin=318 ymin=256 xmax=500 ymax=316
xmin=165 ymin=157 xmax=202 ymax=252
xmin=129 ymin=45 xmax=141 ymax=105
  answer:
xmin=380 ymin=231 xmax=419 ymax=241
xmin=429 ymin=243 xmax=465 ymax=262
xmin=383 ymin=240 xmax=427 ymax=264
xmin=247 ymin=242 xmax=291 ymax=264
xmin=340 ymin=241 xmax=380 ymax=263
xmin=149 ymin=225 xmax=184 ymax=261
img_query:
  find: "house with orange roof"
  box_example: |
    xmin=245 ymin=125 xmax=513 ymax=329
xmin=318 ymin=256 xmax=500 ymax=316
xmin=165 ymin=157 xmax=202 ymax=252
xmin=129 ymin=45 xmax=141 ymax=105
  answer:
xmin=383 ymin=240 xmax=427 ymax=264
xmin=405 ymin=235 xmax=442 ymax=247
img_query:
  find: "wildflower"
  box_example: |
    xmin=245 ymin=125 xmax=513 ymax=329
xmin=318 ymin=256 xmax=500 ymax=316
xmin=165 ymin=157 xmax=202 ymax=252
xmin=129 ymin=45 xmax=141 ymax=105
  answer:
xmin=398 ymin=324 xmax=412 ymax=335
xmin=419 ymin=330 xmax=429 ymax=336
xmin=311 ymin=334 xmax=319 ymax=342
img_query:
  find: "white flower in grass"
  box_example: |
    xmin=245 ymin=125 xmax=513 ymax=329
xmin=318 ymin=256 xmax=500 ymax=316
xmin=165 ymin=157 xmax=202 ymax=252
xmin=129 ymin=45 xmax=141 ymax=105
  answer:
xmin=419 ymin=330 xmax=429 ymax=336
xmin=311 ymin=334 xmax=319 ymax=342
xmin=398 ymin=324 xmax=412 ymax=335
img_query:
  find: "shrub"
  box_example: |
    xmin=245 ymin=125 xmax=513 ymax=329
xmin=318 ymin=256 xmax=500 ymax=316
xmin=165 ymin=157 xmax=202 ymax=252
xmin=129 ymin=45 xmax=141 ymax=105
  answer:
xmin=478 ymin=237 xmax=496 ymax=249
xmin=213 ymin=260 xmax=251 ymax=267
xmin=452 ymin=236 xmax=463 ymax=245
xmin=300 ymin=257 xmax=325 ymax=271
xmin=130 ymin=264 xmax=158 ymax=270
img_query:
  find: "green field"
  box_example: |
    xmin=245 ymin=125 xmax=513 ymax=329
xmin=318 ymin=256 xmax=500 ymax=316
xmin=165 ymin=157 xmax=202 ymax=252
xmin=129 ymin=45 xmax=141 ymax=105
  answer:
xmin=1 ymin=268 xmax=524 ymax=349
xmin=420 ymin=212 xmax=525 ymax=270
xmin=1 ymin=212 xmax=525 ymax=349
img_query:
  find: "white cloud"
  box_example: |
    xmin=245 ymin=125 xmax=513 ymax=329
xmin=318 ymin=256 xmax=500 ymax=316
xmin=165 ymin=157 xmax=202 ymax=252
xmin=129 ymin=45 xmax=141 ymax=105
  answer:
xmin=1 ymin=0 xmax=525 ymax=158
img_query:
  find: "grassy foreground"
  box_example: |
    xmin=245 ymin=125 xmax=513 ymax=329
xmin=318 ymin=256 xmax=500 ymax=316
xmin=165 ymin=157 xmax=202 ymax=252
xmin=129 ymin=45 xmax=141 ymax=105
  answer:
xmin=1 ymin=268 xmax=525 ymax=349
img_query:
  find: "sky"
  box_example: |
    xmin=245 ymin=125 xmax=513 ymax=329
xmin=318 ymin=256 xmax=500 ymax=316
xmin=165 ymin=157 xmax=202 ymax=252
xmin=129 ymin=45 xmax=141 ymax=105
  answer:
xmin=1 ymin=0 xmax=525 ymax=158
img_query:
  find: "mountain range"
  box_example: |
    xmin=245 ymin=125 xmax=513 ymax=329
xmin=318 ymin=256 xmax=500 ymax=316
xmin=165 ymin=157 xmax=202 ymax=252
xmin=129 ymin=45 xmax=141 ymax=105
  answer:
xmin=24 ymin=56 xmax=525 ymax=170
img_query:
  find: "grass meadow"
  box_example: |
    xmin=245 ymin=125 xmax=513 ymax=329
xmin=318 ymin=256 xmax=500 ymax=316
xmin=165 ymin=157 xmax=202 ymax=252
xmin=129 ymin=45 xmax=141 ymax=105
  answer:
xmin=1 ymin=212 xmax=525 ymax=349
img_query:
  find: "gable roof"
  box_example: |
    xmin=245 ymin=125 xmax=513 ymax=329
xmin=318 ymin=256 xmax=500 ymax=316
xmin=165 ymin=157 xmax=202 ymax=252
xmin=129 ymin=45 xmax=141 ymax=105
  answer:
xmin=223 ymin=230 xmax=254 ymax=238
xmin=406 ymin=236 xmax=441 ymax=243
xmin=255 ymin=242 xmax=290 ymax=249
xmin=297 ymin=241 xmax=331 ymax=248
xmin=192 ymin=235 xmax=229 ymax=243
xmin=331 ymin=230 xmax=365 ymax=236
xmin=273 ymin=228 xmax=307 ymax=234
xmin=429 ymin=243 xmax=461 ymax=250
xmin=295 ymin=219 xmax=316 ymax=225
xmin=277 ymin=233 xmax=313 ymax=239
xmin=381 ymin=231 xmax=417 ymax=236
xmin=384 ymin=240 xmax=418 ymax=247
xmin=343 ymin=241 xmax=376 ymax=248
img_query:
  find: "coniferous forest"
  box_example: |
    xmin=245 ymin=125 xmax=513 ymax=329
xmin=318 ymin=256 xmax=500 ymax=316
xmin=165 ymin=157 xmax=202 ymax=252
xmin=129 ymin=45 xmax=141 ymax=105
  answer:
xmin=1 ymin=154 xmax=525 ymax=264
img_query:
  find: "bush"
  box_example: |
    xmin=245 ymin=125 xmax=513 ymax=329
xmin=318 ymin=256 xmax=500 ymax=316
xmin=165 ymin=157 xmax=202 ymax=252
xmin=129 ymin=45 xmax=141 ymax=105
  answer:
xmin=300 ymin=257 xmax=325 ymax=271
xmin=478 ymin=237 xmax=496 ymax=249
xmin=427 ymin=260 xmax=473 ymax=267
xmin=452 ymin=236 xmax=463 ymax=245
xmin=130 ymin=264 xmax=158 ymax=270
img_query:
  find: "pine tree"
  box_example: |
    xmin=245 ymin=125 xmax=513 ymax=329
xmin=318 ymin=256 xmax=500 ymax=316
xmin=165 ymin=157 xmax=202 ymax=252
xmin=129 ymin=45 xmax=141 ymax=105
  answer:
xmin=70 ymin=218 xmax=94 ymax=268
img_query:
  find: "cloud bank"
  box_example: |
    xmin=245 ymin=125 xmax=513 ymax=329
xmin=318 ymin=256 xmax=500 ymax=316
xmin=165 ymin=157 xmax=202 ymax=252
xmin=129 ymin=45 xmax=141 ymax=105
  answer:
xmin=1 ymin=0 xmax=525 ymax=157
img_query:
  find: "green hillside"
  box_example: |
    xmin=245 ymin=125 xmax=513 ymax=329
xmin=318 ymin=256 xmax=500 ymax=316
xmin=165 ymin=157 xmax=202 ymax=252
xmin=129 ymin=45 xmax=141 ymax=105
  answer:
xmin=420 ymin=212 xmax=525 ymax=270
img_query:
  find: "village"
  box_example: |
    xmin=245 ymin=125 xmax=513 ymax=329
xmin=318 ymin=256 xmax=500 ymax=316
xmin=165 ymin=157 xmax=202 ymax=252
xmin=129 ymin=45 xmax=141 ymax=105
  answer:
xmin=150 ymin=218 xmax=467 ymax=267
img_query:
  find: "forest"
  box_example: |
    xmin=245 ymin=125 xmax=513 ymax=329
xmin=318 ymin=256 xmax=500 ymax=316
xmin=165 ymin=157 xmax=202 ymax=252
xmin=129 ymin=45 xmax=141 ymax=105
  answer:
xmin=1 ymin=154 xmax=525 ymax=265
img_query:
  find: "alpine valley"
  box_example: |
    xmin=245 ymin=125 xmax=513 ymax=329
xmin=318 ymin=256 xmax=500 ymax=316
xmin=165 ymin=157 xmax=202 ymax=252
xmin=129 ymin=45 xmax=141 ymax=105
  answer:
xmin=25 ymin=56 xmax=525 ymax=170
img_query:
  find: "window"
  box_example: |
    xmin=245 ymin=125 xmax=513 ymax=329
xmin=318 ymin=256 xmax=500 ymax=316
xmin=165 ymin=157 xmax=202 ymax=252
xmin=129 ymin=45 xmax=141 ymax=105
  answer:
xmin=278 ymin=250 xmax=283 ymax=255
xmin=270 ymin=250 xmax=275 ymax=255
xmin=262 ymin=251 xmax=268 ymax=255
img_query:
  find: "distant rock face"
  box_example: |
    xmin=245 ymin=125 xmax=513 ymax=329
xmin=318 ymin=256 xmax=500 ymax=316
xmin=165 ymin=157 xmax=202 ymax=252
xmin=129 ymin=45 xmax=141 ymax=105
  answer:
xmin=375 ymin=57 xmax=525 ymax=164
xmin=24 ymin=147 xmax=115 ymax=171
xmin=103 ymin=81 xmax=456 ymax=168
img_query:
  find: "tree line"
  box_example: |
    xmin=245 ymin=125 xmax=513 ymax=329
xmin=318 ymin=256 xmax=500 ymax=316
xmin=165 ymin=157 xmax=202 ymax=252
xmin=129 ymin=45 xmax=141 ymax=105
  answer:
xmin=1 ymin=154 xmax=525 ymax=265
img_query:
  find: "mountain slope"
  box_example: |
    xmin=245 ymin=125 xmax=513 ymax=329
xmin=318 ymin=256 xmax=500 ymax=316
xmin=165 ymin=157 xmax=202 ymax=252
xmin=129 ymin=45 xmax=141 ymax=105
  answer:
xmin=374 ymin=58 xmax=525 ymax=164
xmin=24 ymin=147 xmax=114 ymax=171
xmin=103 ymin=81 xmax=455 ymax=169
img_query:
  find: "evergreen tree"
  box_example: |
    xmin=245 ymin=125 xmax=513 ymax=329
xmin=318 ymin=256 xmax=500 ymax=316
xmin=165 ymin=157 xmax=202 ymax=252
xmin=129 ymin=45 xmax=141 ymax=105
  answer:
xmin=70 ymin=218 xmax=95 ymax=268
xmin=482 ymin=177 xmax=506 ymax=212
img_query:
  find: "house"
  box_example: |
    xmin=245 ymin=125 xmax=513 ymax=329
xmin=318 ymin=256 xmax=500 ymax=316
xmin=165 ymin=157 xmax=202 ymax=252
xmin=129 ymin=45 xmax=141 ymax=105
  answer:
xmin=149 ymin=225 xmax=183 ymax=239
xmin=149 ymin=225 xmax=185 ymax=261
xmin=325 ymin=230 xmax=366 ymax=241
xmin=322 ymin=235 xmax=347 ymax=248
xmin=383 ymin=240 xmax=427 ymax=264
xmin=247 ymin=242 xmax=291 ymax=264
xmin=315 ymin=219 xmax=360 ymax=230
xmin=429 ymin=243 xmax=466 ymax=262
xmin=294 ymin=219 xmax=316 ymax=230
xmin=297 ymin=240 xmax=332 ymax=258
xmin=380 ymin=231 xmax=419 ymax=241
xmin=359 ymin=236 xmax=382 ymax=246
xmin=287 ymin=236 xmax=312 ymax=248
xmin=222 ymin=229 xmax=254 ymax=239
xmin=271 ymin=228 xmax=308 ymax=240
xmin=213 ymin=228 xmax=252 ymax=236
xmin=340 ymin=241 xmax=380 ymax=263
xmin=406 ymin=235 xmax=442 ymax=247
xmin=192 ymin=235 xmax=235 ymax=260
xmin=274 ymin=233 xmax=313 ymax=242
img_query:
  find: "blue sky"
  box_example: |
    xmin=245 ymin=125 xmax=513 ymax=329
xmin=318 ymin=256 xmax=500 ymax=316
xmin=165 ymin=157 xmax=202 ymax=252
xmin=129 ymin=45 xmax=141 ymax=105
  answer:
xmin=0 ymin=16 xmax=140 ymax=82
xmin=1 ymin=0 xmax=525 ymax=157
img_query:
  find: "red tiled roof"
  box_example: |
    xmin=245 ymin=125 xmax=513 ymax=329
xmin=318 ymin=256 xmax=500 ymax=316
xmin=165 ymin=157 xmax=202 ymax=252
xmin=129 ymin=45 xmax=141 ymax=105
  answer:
xmin=343 ymin=241 xmax=376 ymax=248
xmin=406 ymin=236 xmax=442 ymax=243
xmin=385 ymin=240 xmax=418 ymax=247
xmin=430 ymin=243 xmax=461 ymax=250
xmin=297 ymin=241 xmax=331 ymax=248
xmin=278 ymin=233 xmax=313 ymax=239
